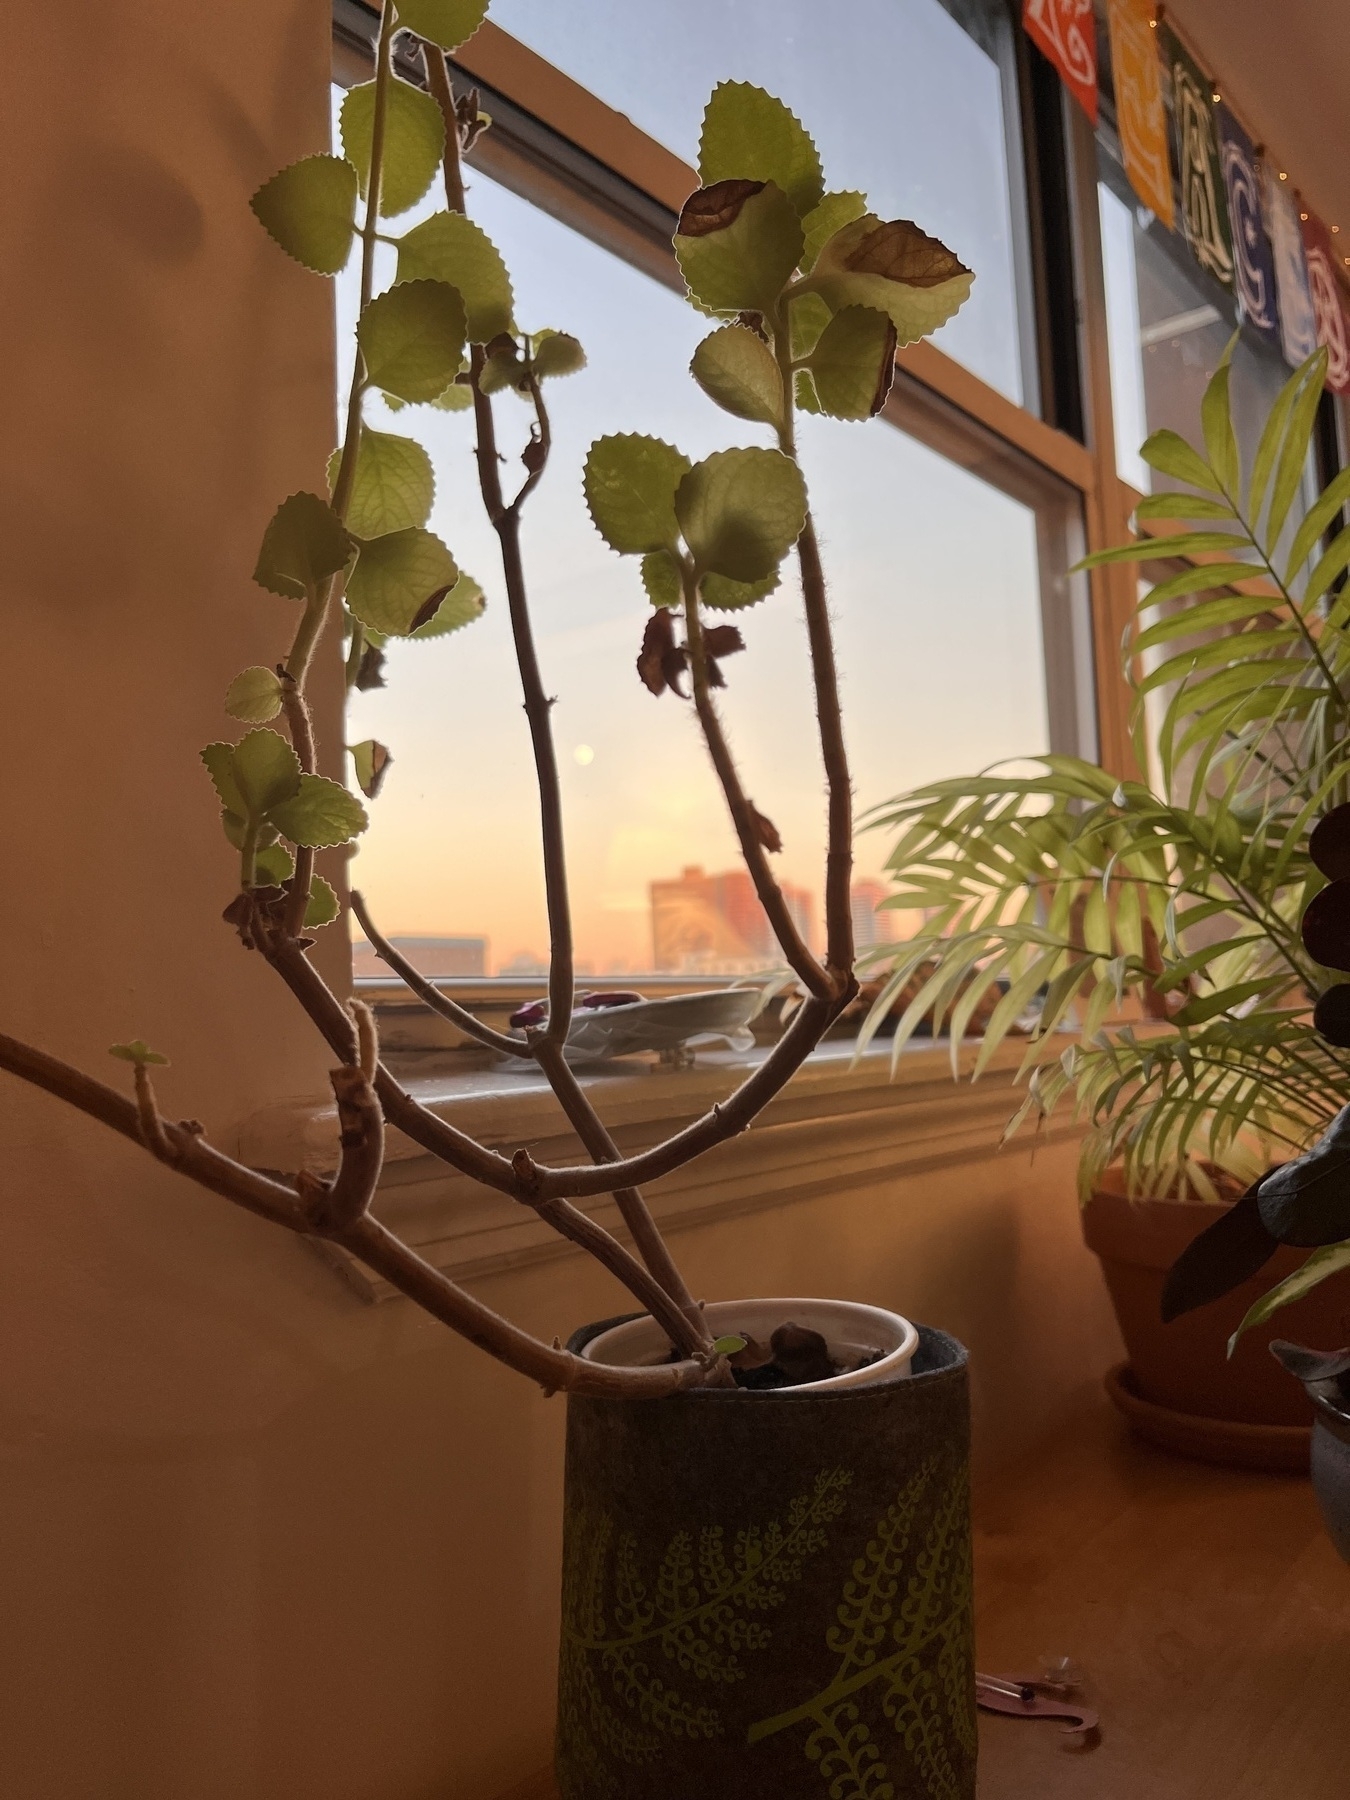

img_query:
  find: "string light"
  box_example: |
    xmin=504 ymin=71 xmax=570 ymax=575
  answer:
xmin=1279 ymin=172 xmax=1289 ymax=181
xmin=1300 ymin=211 xmax=1309 ymax=221
xmin=1211 ymin=90 xmax=1222 ymax=103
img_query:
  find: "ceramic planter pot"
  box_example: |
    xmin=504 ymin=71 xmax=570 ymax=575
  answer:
xmin=1269 ymin=1343 xmax=1350 ymax=1563
xmin=1082 ymin=1174 xmax=1350 ymax=1470
xmin=556 ymin=1307 xmax=975 ymax=1800
xmin=1311 ymin=1395 xmax=1350 ymax=1561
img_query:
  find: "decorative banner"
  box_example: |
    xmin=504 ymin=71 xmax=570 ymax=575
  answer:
xmin=1216 ymin=105 xmax=1279 ymax=346
xmin=1263 ymin=164 xmax=1320 ymax=367
xmin=1023 ymin=0 xmax=1098 ymax=123
xmin=1161 ymin=27 xmax=1233 ymax=290
xmin=1105 ymin=0 xmax=1174 ymax=228
xmin=1300 ymin=210 xmax=1350 ymax=395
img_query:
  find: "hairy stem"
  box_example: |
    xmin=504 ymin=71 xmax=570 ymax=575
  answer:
xmin=681 ymin=565 xmax=830 ymax=997
xmin=774 ymin=317 xmax=855 ymax=987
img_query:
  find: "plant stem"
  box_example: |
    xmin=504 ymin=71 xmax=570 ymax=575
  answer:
xmin=773 ymin=315 xmax=855 ymax=989
xmin=680 ymin=564 xmax=830 ymax=997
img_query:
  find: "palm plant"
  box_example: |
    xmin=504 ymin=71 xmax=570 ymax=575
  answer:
xmin=862 ymin=340 xmax=1350 ymax=1337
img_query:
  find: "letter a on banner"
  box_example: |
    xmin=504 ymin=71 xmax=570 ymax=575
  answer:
xmin=1216 ymin=106 xmax=1279 ymax=346
xmin=1264 ymin=165 xmax=1320 ymax=366
xmin=1023 ymin=0 xmax=1098 ymax=122
xmin=1161 ymin=27 xmax=1233 ymax=289
xmin=1301 ymin=211 xmax=1350 ymax=395
xmin=1106 ymin=0 xmax=1174 ymax=228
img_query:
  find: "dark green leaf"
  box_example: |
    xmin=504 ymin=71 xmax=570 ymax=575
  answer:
xmin=807 ymin=214 xmax=973 ymax=345
xmin=250 ymin=155 xmax=358 ymax=275
xmin=1257 ymin=1105 xmax=1350 ymax=1246
xmin=697 ymin=81 xmax=824 ymax=216
xmin=800 ymin=190 xmax=867 ymax=272
xmin=269 ymin=774 xmax=368 ymax=848
xmin=640 ymin=549 xmax=683 ymax=609
xmin=394 ymin=0 xmax=490 ymax=50
xmin=676 ymin=447 xmax=807 ymax=581
xmin=395 ymin=210 xmax=514 ymax=342
xmin=689 ymin=324 xmax=783 ymax=425
xmin=224 ymin=667 xmax=284 ymax=723
xmin=702 ymin=568 xmax=782 ymax=610
xmin=253 ymin=492 xmax=353 ymax=599
xmin=346 ymin=526 xmax=461 ymax=636
xmin=584 ymin=435 xmax=691 ymax=555
xmin=807 ymin=304 xmax=897 ymax=419
xmin=340 ymin=77 xmax=445 ymax=217
xmin=357 ymin=279 xmax=467 ymax=404
xmin=531 ymin=329 xmax=586 ymax=378
xmin=328 ymin=430 xmax=434 ymax=537
xmin=675 ymin=180 xmax=804 ymax=315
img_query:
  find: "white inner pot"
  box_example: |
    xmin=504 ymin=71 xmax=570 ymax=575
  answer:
xmin=581 ymin=1297 xmax=920 ymax=1394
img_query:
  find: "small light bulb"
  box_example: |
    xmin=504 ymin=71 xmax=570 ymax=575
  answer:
xmin=1333 ymin=225 xmax=1341 ymax=234
xmin=1279 ymin=171 xmax=1289 ymax=181
xmin=1211 ymin=91 xmax=1221 ymax=103
xmin=1300 ymin=211 xmax=1309 ymax=221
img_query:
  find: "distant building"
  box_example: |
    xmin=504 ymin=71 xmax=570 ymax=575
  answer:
xmin=351 ymin=935 xmax=487 ymax=978
xmin=649 ymin=866 xmax=814 ymax=973
xmin=850 ymin=879 xmax=898 ymax=950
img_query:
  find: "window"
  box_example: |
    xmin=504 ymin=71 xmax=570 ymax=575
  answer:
xmin=337 ymin=161 xmax=1058 ymax=975
xmin=330 ymin=5 xmax=1104 ymax=988
xmin=489 ymin=0 xmax=1037 ymax=406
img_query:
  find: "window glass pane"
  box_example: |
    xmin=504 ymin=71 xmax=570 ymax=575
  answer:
xmin=338 ymin=166 xmax=1049 ymax=977
xmin=490 ymin=0 xmax=1030 ymax=406
xmin=1098 ymin=177 xmax=1298 ymax=501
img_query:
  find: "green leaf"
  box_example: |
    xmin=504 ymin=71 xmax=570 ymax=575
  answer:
xmin=1139 ymin=428 xmax=1222 ymax=493
xmin=584 ymin=435 xmax=691 ymax=555
xmin=1250 ymin=348 xmax=1325 ymax=529
xmin=394 ymin=0 xmax=490 ymax=50
xmin=395 ymin=211 xmax=514 ymax=342
xmin=328 ymin=430 xmax=434 ymax=537
xmin=109 ymin=1040 xmax=169 ymax=1066
xmin=676 ymin=447 xmax=807 ymax=582
xmin=1284 ymin=464 xmax=1350 ymax=580
xmin=807 ymin=304 xmax=897 ymax=419
xmin=1267 ymin=349 xmax=1328 ymax=545
xmin=1078 ymin=531 xmax=1249 ymax=569
xmin=1229 ymin=1241 xmax=1350 ymax=1352
xmin=231 ymin=728 xmax=302 ymax=818
xmin=477 ymin=344 xmax=524 ymax=395
xmin=675 ymin=180 xmax=804 ymax=316
xmin=794 ymin=367 xmax=822 ymax=413
xmin=807 ymin=214 xmax=973 ymax=346
xmin=800 ymin=190 xmax=867 ymax=272
xmin=641 ymin=549 xmax=683 ymax=609
xmin=201 ymin=742 xmax=244 ymax=815
xmin=711 ymin=1334 xmax=748 ymax=1357
xmin=346 ymin=526 xmax=461 ymax=636
xmin=225 ymin=667 xmax=284 ymax=724
xmin=1199 ymin=334 xmax=1240 ymax=497
xmin=339 ymin=77 xmax=445 ymax=218
xmin=789 ymin=290 xmax=833 ymax=360
xmin=427 ymin=381 xmax=474 ymax=411
xmin=531 ymin=329 xmax=586 ymax=378
xmin=1170 ymin=976 xmax=1283 ymax=1028
xmin=349 ymin=738 xmax=391 ymax=799
xmin=304 ymin=876 xmax=341 ymax=930
xmin=409 ymin=570 xmax=485 ymax=638
xmin=697 ymin=82 xmax=824 ymax=217
xmin=689 ymin=325 xmax=783 ymax=426
xmin=269 ymin=774 xmax=368 ymax=848
xmin=702 ymin=567 xmax=781 ymax=610
xmin=1305 ymin=524 xmax=1350 ymax=609
xmin=253 ymin=492 xmax=353 ymax=599
xmin=254 ymin=842 xmax=295 ymax=885
xmin=250 ymin=155 xmax=358 ymax=275
xmin=1133 ymin=491 xmax=1236 ymax=521
xmin=357 ymin=279 xmax=467 ymax=404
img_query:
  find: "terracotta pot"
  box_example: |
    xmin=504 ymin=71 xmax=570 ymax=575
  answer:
xmin=556 ymin=1315 xmax=975 ymax=1800
xmin=1082 ymin=1172 xmax=1350 ymax=1454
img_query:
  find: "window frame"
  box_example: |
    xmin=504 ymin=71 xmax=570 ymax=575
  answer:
xmin=332 ymin=0 xmax=1143 ymax=1022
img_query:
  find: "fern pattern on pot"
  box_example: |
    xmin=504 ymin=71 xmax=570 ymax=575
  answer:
xmin=558 ymin=1467 xmax=853 ymax=1780
xmin=748 ymin=1456 xmax=974 ymax=1800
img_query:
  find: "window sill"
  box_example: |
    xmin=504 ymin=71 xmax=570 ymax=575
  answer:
xmin=238 ymin=1038 xmax=1079 ymax=1302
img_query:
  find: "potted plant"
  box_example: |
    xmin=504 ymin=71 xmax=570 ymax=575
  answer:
xmin=861 ymin=342 xmax=1350 ymax=1470
xmin=0 ymin=3 xmax=983 ymax=1793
